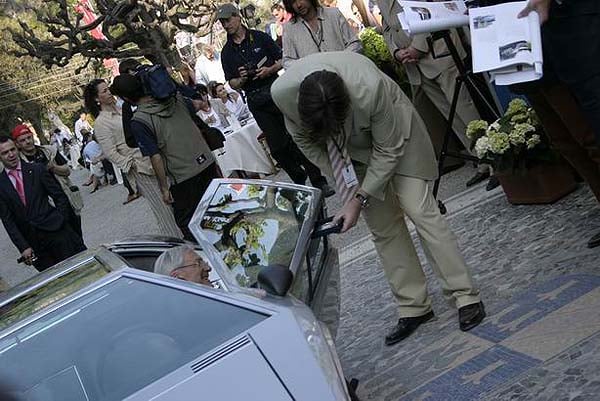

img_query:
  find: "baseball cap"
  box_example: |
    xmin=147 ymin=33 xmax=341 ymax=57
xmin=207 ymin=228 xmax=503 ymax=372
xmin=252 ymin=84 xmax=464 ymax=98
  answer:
xmin=216 ymin=3 xmax=239 ymax=19
xmin=11 ymin=124 xmax=32 ymax=140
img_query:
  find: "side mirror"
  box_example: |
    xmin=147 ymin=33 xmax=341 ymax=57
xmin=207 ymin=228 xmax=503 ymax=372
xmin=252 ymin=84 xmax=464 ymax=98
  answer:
xmin=257 ymin=265 xmax=293 ymax=297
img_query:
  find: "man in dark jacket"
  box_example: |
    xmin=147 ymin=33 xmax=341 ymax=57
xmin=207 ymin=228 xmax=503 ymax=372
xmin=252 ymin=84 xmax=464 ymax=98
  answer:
xmin=0 ymin=136 xmax=86 ymax=271
xmin=519 ymin=0 xmax=600 ymax=247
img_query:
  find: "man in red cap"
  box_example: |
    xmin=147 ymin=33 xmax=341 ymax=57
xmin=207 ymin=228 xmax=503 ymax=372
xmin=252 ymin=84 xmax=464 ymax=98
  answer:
xmin=11 ymin=124 xmax=84 ymax=236
xmin=0 ymin=136 xmax=86 ymax=271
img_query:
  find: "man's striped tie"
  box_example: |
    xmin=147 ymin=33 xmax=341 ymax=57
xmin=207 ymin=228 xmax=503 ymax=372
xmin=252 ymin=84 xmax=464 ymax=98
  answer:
xmin=327 ymin=137 xmax=357 ymax=205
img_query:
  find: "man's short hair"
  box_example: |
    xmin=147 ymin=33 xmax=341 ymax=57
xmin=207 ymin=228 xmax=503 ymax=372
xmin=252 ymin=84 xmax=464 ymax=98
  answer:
xmin=110 ymin=74 xmax=145 ymax=102
xmin=153 ymin=245 xmax=197 ymax=277
xmin=298 ymin=70 xmax=350 ymax=144
xmin=118 ymin=58 xmax=142 ymax=74
xmin=0 ymin=136 xmax=13 ymax=145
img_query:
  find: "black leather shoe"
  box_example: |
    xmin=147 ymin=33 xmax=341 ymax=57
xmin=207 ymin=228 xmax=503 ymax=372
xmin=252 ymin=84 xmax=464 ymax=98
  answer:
xmin=459 ymin=302 xmax=486 ymax=331
xmin=588 ymin=231 xmax=600 ymax=248
xmin=486 ymin=176 xmax=500 ymax=191
xmin=466 ymin=171 xmax=490 ymax=187
xmin=384 ymin=311 xmax=434 ymax=346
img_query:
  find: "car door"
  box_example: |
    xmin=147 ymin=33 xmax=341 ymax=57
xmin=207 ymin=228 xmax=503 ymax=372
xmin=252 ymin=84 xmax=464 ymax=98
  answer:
xmin=187 ymin=179 xmax=340 ymax=334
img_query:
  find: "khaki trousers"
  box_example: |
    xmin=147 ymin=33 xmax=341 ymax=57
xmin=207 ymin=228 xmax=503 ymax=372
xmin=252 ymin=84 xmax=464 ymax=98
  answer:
xmin=418 ymin=65 xmax=481 ymax=152
xmin=359 ymin=171 xmax=480 ymax=317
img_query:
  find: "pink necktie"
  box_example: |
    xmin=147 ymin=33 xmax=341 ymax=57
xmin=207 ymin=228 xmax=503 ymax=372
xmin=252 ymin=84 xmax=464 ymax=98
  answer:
xmin=327 ymin=137 xmax=357 ymax=205
xmin=8 ymin=169 xmax=26 ymax=205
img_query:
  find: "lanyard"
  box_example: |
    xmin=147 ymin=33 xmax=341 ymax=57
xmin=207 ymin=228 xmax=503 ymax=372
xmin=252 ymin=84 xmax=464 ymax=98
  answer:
xmin=303 ymin=19 xmax=324 ymax=52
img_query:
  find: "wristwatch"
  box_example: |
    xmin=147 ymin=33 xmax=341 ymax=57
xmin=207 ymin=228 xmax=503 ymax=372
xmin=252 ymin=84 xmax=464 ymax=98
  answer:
xmin=354 ymin=192 xmax=369 ymax=209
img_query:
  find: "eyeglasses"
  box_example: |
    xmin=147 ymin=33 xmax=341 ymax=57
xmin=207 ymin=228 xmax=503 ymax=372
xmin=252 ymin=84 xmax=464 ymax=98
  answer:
xmin=175 ymin=259 xmax=209 ymax=271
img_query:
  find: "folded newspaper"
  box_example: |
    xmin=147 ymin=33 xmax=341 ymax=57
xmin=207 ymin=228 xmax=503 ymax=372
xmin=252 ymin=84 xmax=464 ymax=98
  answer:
xmin=469 ymin=1 xmax=543 ymax=85
xmin=397 ymin=0 xmax=543 ymax=85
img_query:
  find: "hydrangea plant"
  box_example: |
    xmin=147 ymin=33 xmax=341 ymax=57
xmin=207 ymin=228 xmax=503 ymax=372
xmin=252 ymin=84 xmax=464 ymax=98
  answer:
xmin=466 ymin=99 xmax=556 ymax=172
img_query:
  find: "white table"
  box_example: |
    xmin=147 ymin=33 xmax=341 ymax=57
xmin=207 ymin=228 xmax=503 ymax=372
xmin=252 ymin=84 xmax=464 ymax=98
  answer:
xmin=214 ymin=121 xmax=277 ymax=177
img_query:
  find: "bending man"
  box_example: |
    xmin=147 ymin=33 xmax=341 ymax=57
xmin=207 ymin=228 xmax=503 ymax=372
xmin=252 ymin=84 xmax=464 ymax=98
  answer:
xmin=271 ymin=51 xmax=485 ymax=345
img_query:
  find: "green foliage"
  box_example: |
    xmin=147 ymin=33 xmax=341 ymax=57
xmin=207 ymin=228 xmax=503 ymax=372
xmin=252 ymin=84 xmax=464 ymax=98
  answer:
xmin=359 ymin=28 xmax=392 ymax=67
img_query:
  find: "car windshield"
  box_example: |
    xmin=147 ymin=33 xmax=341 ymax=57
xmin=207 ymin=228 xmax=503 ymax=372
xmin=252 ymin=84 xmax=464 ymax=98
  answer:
xmin=198 ymin=183 xmax=313 ymax=287
xmin=0 ymin=277 xmax=267 ymax=401
xmin=0 ymin=258 xmax=110 ymax=333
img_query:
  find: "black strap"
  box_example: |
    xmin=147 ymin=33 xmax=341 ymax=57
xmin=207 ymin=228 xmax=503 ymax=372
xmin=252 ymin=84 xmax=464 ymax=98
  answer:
xmin=303 ymin=19 xmax=324 ymax=51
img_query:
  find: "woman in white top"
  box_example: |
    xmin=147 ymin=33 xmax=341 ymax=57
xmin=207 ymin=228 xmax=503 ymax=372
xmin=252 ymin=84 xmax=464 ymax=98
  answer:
xmin=191 ymin=84 xmax=231 ymax=132
xmin=209 ymin=82 xmax=251 ymax=121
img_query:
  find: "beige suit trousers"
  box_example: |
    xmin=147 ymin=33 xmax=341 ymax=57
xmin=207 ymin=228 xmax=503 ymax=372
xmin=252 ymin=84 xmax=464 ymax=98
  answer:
xmin=417 ymin=64 xmax=481 ymax=153
xmin=359 ymin=170 xmax=480 ymax=317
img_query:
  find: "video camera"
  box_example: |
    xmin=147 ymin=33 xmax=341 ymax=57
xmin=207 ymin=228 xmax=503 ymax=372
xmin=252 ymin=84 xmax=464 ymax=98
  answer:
xmin=243 ymin=62 xmax=258 ymax=79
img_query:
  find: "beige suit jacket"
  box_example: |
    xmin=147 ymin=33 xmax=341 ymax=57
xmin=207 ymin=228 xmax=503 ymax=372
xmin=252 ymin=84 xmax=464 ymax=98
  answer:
xmin=94 ymin=109 xmax=154 ymax=176
xmin=377 ymin=0 xmax=466 ymax=85
xmin=271 ymin=52 xmax=437 ymax=201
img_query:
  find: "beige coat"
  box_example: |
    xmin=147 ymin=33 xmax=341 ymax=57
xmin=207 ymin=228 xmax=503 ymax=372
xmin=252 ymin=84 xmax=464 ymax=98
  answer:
xmin=271 ymin=51 xmax=437 ymax=201
xmin=93 ymin=109 xmax=154 ymax=176
xmin=377 ymin=0 xmax=466 ymax=85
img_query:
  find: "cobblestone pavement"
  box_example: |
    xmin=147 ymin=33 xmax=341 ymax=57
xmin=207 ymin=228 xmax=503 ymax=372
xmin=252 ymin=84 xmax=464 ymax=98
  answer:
xmin=4 ymin=164 xmax=597 ymax=400
xmin=335 ymin=184 xmax=600 ymax=401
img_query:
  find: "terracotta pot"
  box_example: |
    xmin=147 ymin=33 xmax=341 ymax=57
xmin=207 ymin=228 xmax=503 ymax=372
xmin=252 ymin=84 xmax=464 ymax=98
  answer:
xmin=496 ymin=163 xmax=577 ymax=205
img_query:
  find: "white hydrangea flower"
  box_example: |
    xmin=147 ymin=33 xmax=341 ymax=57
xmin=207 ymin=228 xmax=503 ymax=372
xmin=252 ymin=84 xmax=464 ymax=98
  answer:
xmin=474 ymin=136 xmax=491 ymax=158
xmin=488 ymin=131 xmax=510 ymax=154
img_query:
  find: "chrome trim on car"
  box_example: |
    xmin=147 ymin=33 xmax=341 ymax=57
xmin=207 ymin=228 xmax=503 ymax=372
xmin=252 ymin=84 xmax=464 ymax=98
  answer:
xmin=190 ymin=335 xmax=251 ymax=373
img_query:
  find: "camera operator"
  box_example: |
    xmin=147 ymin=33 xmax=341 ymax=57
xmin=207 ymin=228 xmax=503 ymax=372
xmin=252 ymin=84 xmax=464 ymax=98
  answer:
xmin=110 ymin=74 xmax=219 ymax=241
xmin=217 ymin=3 xmax=334 ymax=197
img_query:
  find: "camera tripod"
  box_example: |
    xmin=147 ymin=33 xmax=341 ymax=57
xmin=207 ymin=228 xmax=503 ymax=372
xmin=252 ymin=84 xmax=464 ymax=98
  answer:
xmin=427 ymin=29 xmax=501 ymax=214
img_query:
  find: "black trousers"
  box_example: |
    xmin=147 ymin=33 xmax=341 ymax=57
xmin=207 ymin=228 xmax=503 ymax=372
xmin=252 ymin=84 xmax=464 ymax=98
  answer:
xmin=246 ymin=86 xmax=327 ymax=187
xmin=170 ymin=163 xmax=218 ymax=241
xmin=32 ymin=223 xmax=87 ymax=272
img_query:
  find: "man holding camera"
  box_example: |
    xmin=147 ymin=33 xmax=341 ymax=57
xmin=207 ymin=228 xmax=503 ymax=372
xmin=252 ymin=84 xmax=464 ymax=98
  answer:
xmin=217 ymin=3 xmax=334 ymax=196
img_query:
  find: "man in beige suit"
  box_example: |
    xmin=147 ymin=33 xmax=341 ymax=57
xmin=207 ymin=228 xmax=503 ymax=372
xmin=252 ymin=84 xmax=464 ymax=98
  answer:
xmin=377 ymin=0 xmax=495 ymax=188
xmin=272 ymin=52 xmax=485 ymax=345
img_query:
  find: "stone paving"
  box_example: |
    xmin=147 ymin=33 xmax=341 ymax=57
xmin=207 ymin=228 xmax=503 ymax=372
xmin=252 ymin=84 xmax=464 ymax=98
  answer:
xmin=3 ymin=164 xmax=600 ymax=400
xmin=335 ymin=183 xmax=600 ymax=401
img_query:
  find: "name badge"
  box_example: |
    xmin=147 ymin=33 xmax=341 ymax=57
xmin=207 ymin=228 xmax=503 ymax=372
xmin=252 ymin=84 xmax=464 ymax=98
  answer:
xmin=342 ymin=163 xmax=359 ymax=188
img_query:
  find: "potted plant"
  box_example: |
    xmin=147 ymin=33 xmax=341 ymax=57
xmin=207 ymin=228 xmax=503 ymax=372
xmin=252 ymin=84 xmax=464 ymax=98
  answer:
xmin=466 ymin=99 xmax=576 ymax=204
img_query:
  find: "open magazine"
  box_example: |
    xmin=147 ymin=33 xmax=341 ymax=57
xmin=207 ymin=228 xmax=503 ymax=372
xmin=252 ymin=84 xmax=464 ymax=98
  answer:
xmin=469 ymin=1 xmax=543 ymax=85
xmin=396 ymin=0 xmax=543 ymax=85
xmin=397 ymin=1 xmax=468 ymax=36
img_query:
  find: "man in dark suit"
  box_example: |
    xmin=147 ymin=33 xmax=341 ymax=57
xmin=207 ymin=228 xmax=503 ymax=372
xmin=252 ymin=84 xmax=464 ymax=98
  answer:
xmin=0 ymin=136 xmax=86 ymax=272
xmin=520 ymin=0 xmax=600 ymax=247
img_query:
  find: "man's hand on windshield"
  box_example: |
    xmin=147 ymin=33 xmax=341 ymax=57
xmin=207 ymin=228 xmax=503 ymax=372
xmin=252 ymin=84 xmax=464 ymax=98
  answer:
xmin=518 ymin=0 xmax=552 ymax=23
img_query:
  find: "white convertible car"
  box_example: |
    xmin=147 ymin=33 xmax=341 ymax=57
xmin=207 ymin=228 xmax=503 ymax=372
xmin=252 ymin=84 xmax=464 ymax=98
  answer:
xmin=0 ymin=179 xmax=359 ymax=401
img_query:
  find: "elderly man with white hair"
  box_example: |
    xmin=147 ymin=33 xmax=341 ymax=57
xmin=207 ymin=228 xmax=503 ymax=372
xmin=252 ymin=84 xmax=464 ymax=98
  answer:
xmin=153 ymin=245 xmax=212 ymax=286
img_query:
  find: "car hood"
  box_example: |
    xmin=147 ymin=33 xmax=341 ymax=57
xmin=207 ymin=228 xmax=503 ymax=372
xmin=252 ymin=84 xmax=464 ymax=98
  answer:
xmin=129 ymin=336 xmax=295 ymax=400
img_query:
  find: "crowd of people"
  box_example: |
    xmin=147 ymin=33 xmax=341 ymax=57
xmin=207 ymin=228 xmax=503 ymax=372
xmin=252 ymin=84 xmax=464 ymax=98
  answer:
xmin=0 ymin=0 xmax=598 ymax=346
